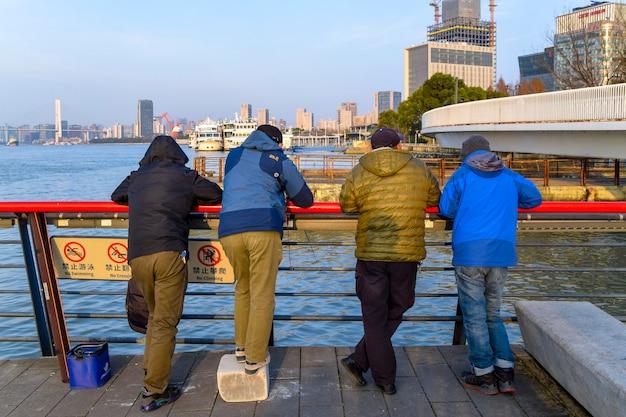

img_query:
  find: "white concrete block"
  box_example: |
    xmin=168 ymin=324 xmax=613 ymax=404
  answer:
xmin=515 ymin=300 xmax=626 ymax=417
xmin=217 ymin=354 xmax=269 ymax=402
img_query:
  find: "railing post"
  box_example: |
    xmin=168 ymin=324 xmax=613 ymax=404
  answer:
xmin=219 ymin=157 xmax=225 ymax=182
xmin=28 ymin=212 xmax=71 ymax=383
xmin=17 ymin=217 xmax=55 ymax=357
xmin=452 ymin=299 xmax=466 ymax=345
xmin=615 ymin=159 xmax=620 ymax=186
xmin=544 ymin=159 xmax=550 ymax=187
xmin=439 ymin=158 xmax=445 ymax=186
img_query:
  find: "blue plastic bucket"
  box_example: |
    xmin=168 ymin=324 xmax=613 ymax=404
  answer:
xmin=67 ymin=342 xmax=112 ymax=389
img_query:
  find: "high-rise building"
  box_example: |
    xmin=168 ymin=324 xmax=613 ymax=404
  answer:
xmin=404 ymin=0 xmax=495 ymax=98
xmin=138 ymin=100 xmax=153 ymax=137
xmin=257 ymin=108 xmax=269 ymax=125
xmin=296 ymin=108 xmax=314 ymax=131
xmin=553 ymin=2 xmax=626 ymax=90
xmin=337 ymin=103 xmax=357 ymax=131
xmin=240 ymin=104 xmax=252 ymax=120
xmin=113 ymin=123 xmax=124 ymax=139
xmin=518 ymin=48 xmax=555 ymax=92
xmin=374 ymin=91 xmax=402 ymax=122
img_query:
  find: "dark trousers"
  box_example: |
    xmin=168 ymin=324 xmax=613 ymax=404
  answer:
xmin=350 ymin=260 xmax=418 ymax=386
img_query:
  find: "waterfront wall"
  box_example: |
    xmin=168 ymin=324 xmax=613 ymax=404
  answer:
xmin=308 ymin=184 xmax=626 ymax=202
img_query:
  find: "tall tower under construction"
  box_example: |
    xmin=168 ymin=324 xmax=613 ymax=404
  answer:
xmin=404 ymin=0 xmax=496 ymax=98
xmin=429 ymin=0 xmax=490 ymax=47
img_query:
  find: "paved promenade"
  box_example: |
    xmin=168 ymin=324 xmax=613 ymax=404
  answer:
xmin=0 ymin=345 xmax=590 ymax=417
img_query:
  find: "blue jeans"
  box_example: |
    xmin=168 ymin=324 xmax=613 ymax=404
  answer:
xmin=455 ymin=266 xmax=514 ymax=375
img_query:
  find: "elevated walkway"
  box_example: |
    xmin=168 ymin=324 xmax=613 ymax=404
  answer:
xmin=421 ymin=84 xmax=626 ymax=159
xmin=0 ymin=346 xmax=590 ymax=417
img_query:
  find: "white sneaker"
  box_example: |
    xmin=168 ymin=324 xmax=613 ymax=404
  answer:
xmin=244 ymin=352 xmax=270 ymax=375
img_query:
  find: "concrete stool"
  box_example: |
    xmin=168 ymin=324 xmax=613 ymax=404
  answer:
xmin=516 ymin=300 xmax=626 ymax=417
xmin=217 ymin=354 xmax=269 ymax=402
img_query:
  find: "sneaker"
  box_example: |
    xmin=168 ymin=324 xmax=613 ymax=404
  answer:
xmin=140 ymin=386 xmax=182 ymax=412
xmin=461 ymin=370 xmax=498 ymax=395
xmin=244 ymin=352 xmax=270 ymax=375
xmin=495 ymin=366 xmax=515 ymax=393
xmin=235 ymin=347 xmax=245 ymax=363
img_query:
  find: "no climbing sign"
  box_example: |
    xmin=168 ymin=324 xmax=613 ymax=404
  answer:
xmin=51 ymin=237 xmax=234 ymax=283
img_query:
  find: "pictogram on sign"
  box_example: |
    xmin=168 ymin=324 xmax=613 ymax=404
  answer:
xmin=107 ymin=242 xmax=128 ymax=264
xmin=63 ymin=241 xmax=86 ymax=262
xmin=197 ymin=244 xmax=221 ymax=267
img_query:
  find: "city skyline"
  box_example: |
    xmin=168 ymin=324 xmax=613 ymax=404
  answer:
xmin=1 ymin=1 xmax=589 ymax=127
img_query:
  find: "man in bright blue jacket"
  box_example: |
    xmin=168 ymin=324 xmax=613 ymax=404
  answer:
xmin=219 ymin=125 xmax=313 ymax=375
xmin=439 ymin=135 xmax=542 ymax=396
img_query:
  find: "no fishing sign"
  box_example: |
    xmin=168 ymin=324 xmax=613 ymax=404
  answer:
xmin=50 ymin=237 xmax=234 ymax=283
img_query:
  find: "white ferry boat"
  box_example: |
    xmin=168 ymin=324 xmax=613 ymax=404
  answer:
xmin=222 ymin=116 xmax=257 ymax=150
xmin=189 ymin=118 xmax=223 ymax=151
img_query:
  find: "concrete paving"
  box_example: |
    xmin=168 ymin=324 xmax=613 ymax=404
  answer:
xmin=0 ymin=345 xmax=591 ymax=417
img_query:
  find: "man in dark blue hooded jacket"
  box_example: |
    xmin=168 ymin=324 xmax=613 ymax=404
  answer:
xmin=112 ymin=135 xmax=222 ymax=412
xmin=219 ymin=125 xmax=313 ymax=375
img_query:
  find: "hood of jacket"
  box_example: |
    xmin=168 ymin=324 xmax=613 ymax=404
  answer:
xmin=241 ymin=130 xmax=282 ymax=151
xmin=465 ymin=151 xmax=504 ymax=172
xmin=358 ymin=148 xmax=413 ymax=177
xmin=139 ymin=135 xmax=189 ymax=167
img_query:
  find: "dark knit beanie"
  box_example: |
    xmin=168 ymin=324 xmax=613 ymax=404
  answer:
xmin=257 ymin=124 xmax=283 ymax=144
xmin=370 ymin=128 xmax=402 ymax=149
xmin=459 ymin=135 xmax=491 ymax=160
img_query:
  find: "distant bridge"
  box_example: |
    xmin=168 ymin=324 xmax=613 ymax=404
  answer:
xmin=421 ymin=84 xmax=626 ymax=159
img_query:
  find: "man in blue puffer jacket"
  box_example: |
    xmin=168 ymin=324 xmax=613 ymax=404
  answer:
xmin=219 ymin=125 xmax=313 ymax=375
xmin=439 ymin=135 xmax=542 ymax=396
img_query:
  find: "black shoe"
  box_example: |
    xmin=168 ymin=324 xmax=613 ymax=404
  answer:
xmin=140 ymin=386 xmax=182 ymax=412
xmin=461 ymin=370 xmax=498 ymax=395
xmin=341 ymin=357 xmax=367 ymax=386
xmin=377 ymin=383 xmax=397 ymax=395
xmin=494 ymin=366 xmax=515 ymax=393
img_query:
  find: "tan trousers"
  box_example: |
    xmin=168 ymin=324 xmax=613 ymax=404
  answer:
xmin=129 ymin=251 xmax=187 ymax=394
xmin=220 ymin=231 xmax=282 ymax=363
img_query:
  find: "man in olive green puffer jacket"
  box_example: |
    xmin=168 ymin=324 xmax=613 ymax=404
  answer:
xmin=339 ymin=127 xmax=441 ymax=395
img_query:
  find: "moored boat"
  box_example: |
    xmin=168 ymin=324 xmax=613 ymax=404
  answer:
xmin=222 ymin=116 xmax=257 ymax=151
xmin=190 ymin=118 xmax=223 ymax=151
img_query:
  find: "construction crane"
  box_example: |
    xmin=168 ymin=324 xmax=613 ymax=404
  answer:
xmin=429 ymin=0 xmax=442 ymax=25
xmin=159 ymin=112 xmax=182 ymax=138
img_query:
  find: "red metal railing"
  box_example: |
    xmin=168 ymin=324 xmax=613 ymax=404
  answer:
xmin=2 ymin=201 xmax=626 ymax=214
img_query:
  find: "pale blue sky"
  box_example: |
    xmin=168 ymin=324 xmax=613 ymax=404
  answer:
xmin=0 ymin=0 xmax=583 ymax=127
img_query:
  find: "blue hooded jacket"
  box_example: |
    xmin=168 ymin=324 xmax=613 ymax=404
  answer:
xmin=218 ymin=130 xmax=313 ymax=238
xmin=438 ymin=150 xmax=542 ymax=267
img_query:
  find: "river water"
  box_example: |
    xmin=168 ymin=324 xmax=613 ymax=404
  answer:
xmin=1 ymin=144 xmax=625 ymax=359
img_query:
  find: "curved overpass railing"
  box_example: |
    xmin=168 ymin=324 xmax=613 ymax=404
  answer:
xmin=421 ymin=84 xmax=626 ymax=159
xmin=422 ymin=83 xmax=626 ymax=128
